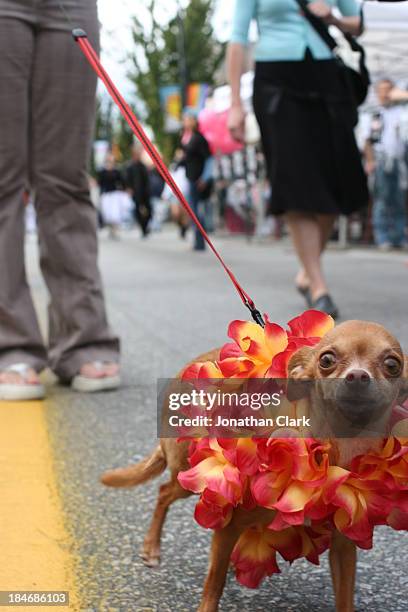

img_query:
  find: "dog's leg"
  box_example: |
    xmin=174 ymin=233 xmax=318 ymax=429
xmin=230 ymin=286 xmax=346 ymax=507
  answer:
xmin=141 ymin=476 xmax=191 ymax=567
xmin=329 ymin=530 xmax=356 ymax=612
xmin=197 ymin=523 xmax=242 ymax=612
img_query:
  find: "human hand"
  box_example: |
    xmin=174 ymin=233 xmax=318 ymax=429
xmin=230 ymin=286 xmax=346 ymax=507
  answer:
xmin=389 ymin=87 xmax=408 ymax=103
xmin=228 ymin=103 xmax=246 ymax=142
xmin=307 ymin=1 xmax=334 ymax=24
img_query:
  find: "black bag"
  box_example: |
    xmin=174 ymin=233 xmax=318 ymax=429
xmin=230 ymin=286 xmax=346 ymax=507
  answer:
xmin=294 ymin=0 xmax=370 ymax=125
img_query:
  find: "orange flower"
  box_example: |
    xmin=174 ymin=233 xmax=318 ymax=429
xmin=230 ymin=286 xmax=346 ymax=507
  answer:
xmin=230 ymin=523 xmax=332 ymax=588
xmin=194 ymin=489 xmax=233 ymax=529
xmin=178 ymin=438 xmax=245 ymax=505
xmin=252 ymin=438 xmax=330 ymax=529
xmin=182 ymin=361 xmax=224 ymax=380
xmin=268 ymin=310 xmax=335 ymax=377
xmin=231 ymin=526 xmax=281 ymax=588
xmin=287 ymin=310 xmax=335 ymax=340
xmin=220 ymin=319 xmax=288 ymax=378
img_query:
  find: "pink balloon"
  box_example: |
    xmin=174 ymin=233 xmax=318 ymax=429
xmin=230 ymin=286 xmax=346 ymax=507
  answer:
xmin=199 ymin=108 xmax=243 ymax=155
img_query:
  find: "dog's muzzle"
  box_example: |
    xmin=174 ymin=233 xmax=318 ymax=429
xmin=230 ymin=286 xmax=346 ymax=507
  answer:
xmin=334 ymin=370 xmax=387 ymax=428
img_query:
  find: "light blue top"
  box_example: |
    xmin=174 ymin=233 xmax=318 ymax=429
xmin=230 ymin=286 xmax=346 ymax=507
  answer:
xmin=230 ymin=0 xmax=360 ymax=61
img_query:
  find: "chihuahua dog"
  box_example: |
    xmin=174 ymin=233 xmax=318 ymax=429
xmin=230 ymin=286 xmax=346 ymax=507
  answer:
xmin=102 ymin=321 xmax=408 ymax=612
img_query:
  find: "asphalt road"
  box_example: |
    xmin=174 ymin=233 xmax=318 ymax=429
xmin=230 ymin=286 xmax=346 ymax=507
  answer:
xmin=27 ymin=228 xmax=408 ymax=612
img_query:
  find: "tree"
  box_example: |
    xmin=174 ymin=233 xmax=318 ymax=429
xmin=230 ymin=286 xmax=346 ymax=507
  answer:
xmin=93 ymin=98 xmax=134 ymax=166
xmin=115 ymin=115 xmax=134 ymax=162
xmin=129 ymin=0 xmax=224 ymax=161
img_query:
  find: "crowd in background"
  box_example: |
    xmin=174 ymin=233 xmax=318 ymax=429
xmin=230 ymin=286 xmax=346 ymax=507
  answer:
xmin=84 ymin=77 xmax=408 ymax=253
xmin=25 ymin=75 xmax=407 ymax=250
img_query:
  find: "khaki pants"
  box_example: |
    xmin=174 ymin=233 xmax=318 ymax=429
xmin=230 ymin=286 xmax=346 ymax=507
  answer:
xmin=0 ymin=0 xmax=120 ymax=380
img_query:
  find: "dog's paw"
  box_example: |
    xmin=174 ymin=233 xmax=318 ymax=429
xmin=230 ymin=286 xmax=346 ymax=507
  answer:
xmin=140 ymin=542 xmax=161 ymax=568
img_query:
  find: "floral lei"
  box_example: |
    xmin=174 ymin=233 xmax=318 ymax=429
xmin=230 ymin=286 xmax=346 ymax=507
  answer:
xmin=177 ymin=311 xmax=408 ymax=589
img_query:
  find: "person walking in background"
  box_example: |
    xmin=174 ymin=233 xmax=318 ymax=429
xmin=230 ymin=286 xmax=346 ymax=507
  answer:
xmin=180 ymin=111 xmax=213 ymax=251
xmin=0 ymin=0 xmax=120 ymax=399
xmin=125 ymin=144 xmax=152 ymax=238
xmin=364 ymin=79 xmax=408 ymax=250
xmin=227 ymin=0 xmax=369 ymax=318
xmin=147 ymin=164 xmax=165 ymax=232
xmin=97 ymin=152 xmax=126 ymax=240
xmin=163 ymin=149 xmax=191 ymax=239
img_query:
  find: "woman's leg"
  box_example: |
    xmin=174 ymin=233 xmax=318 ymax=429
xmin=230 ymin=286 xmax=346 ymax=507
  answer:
xmin=189 ymin=182 xmax=206 ymax=250
xmin=387 ymin=163 xmax=406 ymax=247
xmin=31 ymin=8 xmax=120 ymax=382
xmin=317 ymin=213 xmax=337 ymax=251
xmin=293 ymin=213 xmax=336 ymax=297
xmin=286 ymin=212 xmax=331 ymax=302
xmin=0 ymin=17 xmax=47 ymax=378
xmin=372 ymin=164 xmax=391 ymax=247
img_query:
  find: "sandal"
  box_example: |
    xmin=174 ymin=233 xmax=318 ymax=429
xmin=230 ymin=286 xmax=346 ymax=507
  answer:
xmin=0 ymin=363 xmax=45 ymax=401
xmin=71 ymin=361 xmax=121 ymax=393
xmin=311 ymin=294 xmax=339 ymax=320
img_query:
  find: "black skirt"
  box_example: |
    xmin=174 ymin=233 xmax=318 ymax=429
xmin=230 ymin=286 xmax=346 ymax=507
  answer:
xmin=253 ymin=53 xmax=369 ymax=216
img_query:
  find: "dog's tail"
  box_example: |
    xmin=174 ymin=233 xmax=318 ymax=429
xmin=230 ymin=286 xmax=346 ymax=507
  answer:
xmin=101 ymin=445 xmax=166 ymax=488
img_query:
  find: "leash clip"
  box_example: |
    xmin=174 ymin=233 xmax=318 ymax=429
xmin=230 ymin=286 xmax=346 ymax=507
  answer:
xmin=245 ymin=300 xmax=265 ymax=328
xmin=72 ymin=28 xmax=87 ymax=40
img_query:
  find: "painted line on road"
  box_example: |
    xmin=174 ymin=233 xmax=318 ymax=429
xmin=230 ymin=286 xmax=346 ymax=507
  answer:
xmin=0 ymin=400 xmax=79 ymax=610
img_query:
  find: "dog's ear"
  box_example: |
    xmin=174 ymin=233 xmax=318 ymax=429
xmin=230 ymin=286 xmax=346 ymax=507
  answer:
xmin=286 ymin=346 xmax=315 ymax=402
xmin=398 ymin=355 xmax=408 ymax=405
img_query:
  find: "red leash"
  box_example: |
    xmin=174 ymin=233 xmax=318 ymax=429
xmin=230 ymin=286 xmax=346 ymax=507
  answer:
xmin=72 ymin=29 xmax=264 ymax=327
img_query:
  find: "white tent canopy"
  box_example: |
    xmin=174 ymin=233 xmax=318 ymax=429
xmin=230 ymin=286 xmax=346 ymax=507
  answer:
xmin=343 ymin=3 xmax=408 ymax=82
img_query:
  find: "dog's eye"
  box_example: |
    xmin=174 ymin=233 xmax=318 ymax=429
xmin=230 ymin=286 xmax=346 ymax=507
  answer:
xmin=319 ymin=352 xmax=337 ymax=369
xmin=383 ymin=357 xmax=402 ymax=377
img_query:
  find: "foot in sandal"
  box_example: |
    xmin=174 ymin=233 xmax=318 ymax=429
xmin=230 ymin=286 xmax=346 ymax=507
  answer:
xmin=71 ymin=361 xmax=120 ymax=393
xmin=0 ymin=364 xmax=45 ymax=401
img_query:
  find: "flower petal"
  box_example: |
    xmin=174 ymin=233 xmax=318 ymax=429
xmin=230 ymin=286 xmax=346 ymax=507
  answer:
xmin=288 ymin=310 xmax=334 ymax=340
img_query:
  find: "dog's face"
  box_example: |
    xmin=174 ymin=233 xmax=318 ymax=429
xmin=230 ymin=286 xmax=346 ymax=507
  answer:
xmin=288 ymin=320 xmax=408 ymax=435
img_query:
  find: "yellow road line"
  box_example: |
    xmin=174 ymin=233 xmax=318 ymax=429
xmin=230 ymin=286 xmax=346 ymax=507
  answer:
xmin=0 ymin=401 xmax=79 ymax=610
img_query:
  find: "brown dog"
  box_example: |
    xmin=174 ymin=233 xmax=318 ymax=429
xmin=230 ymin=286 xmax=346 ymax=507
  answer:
xmin=102 ymin=321 xmax=408 ymax=612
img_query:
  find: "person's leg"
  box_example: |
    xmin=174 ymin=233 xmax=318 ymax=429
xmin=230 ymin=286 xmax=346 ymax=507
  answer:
xmin=30 ymin=8 xmax=120 ymax=382
xmin=388 ymin=164 xmax=407 ymax=247
xmin=189 ymin=183 xmax=206 ymax=250
xmin=372 ymin=164 xmax=391 ymax=247
xmin=136 ymin=202 xmax=152 ymax=237
xmin=0 ymin=17 xmax=47 ymax=378
xmin=286 ymin=212 xmax=331 ymax=302
xmin=295 ymin=214 xmax=336 ymax=290
xmin=317 ymin=214 xmax=337 ymax=251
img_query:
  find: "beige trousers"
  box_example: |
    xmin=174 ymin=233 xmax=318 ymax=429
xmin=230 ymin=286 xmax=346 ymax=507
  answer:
xmin=0 ymin=0 xmax=120 ymax=380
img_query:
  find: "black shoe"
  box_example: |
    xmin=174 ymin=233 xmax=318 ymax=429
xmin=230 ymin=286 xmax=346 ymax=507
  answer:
xmin=312 ymin=294 xmax=339 ymax=319
xmin=296 ymin=284 xmax=312 ymax=307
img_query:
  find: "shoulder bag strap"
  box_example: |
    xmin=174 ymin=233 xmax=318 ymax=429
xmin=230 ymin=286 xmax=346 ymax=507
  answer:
xmin=293 ymin=0 xmax=365 ymax=56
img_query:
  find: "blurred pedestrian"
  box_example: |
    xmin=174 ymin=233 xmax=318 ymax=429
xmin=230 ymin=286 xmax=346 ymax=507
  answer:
xmin=163 ymin=149 xmax=190 ymax=239
xmin=180 ymin=111 xmax=213 ymax=251
xmin=0 ymin=0 xmax=120 ymax=399
xmin=363 ymin=79 xmax=408 ymax=250
xmin=97 ymin=152 xmax=126 ymax=240
xmin=125 ymin=144 xmax=152 ymax=238
xmin=227 ymin=0 xmax=369 ymax=318
xmin=148 ymin=164 xmax=165 ymax=231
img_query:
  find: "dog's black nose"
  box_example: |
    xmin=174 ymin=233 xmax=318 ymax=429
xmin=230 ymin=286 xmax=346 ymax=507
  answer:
xmin=345 ymin=369 xmax=370 ymax=384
